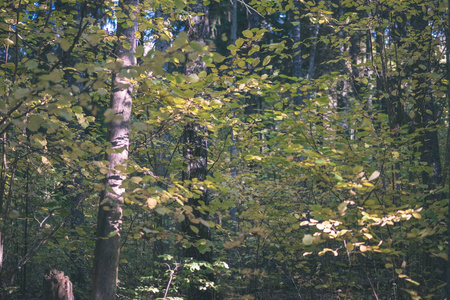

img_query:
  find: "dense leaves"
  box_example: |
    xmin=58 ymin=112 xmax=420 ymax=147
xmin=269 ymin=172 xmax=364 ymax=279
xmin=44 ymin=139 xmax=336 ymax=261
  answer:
xmin=0 ymin=0 xmax=448 ymax=299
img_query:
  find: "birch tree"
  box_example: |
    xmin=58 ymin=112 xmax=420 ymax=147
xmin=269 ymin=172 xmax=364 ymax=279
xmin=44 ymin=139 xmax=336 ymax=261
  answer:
xmin=91 ymin=0 xmax=138 ymax=298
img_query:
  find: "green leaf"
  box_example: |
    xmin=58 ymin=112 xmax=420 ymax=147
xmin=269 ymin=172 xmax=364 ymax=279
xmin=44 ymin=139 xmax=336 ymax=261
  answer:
xmin=174 ymin=0 xmax=186 ymax=9
xmin=352 ymin=166 xmax=364 ymax=174
xmin=242 ymin=30 xmax=253 ymax=38
xmin=302 ymin=234 xmax=313 ymax=245
xmin=188 ymin=74 xmax=199 ymax=82
xmin=190 ymin=41 xmax=203 ymax=52
xmin=235 ymin=38 xmax=244 ymax=48
xmin=60 ymin=38 xmax=71 ymax=51
xmin=27 ymin=115 xmax=44 ymax=132
xmin=345 ymin=242 xmax=354 ymax=251
xmin=9 ymin=210 xmax=19 ymax=219
xmin=48 ymin=69 xmax=62 ymax=83
xmin=135 ymin=45 xmax=144 ymax=57
xmin=190 ymin=225 xmax=199 ymax=234
xmin=25 ymin=59 xmax=39 ymax=69
xmin=262 ymin=55 xmax=271 ymax=66
xmin=334 ymin=173 xmax=343 ymax=181
xmin=15 ymin=88 xmax=31 ymax=99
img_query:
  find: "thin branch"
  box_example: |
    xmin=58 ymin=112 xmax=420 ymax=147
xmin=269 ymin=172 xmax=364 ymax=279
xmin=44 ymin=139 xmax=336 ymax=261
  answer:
xmin=236 ymin=0 xmax=263 ymax=17
xmin=9 ymin=193 xmax=87 ymax=285
xmin=364 ymin=267 xmax=380 ymax=300
xmin=207 ymin=131 xmax=230 ymax=172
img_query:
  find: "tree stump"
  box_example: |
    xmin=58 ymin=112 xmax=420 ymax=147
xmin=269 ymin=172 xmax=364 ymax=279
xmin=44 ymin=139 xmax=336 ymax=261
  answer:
xmin=43 ymin=269 xmax=74 ymax=300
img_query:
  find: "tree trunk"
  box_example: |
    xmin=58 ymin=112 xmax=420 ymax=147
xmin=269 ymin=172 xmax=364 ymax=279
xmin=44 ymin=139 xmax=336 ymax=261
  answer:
xmin=307 ymin=23 xmax=319 ymax=81
xmin=90 ymin=0 xmax=137 ymax=299
xmin=291 ymin=6 xmax=302 ymax=106
xmin=411 ymin=9 xmax=442 ymax=188
xmin=181 ymin=1 xmax=213 ymax=299
xmin=445 ymin=0 xmax=450 ymax=296
xmin=43 ymin=269 xmax=74 ymax=300
xmin=245 ymin=10 xmax=261 ymax=115
xmin=230 ymin=0 xmax=237 ymax=177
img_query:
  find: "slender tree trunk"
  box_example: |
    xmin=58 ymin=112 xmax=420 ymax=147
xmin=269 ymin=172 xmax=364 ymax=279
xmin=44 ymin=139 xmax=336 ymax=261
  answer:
xmin=230 ymin=0 xmax=237 ymax=44
xmin=446 ymin=0 xmax=450 ymax=297
xmin=245 ymin=10 xmax=261 ymax=115
xmin=291 ymin=7 xmax=302 ymax=106
xmin=230 ymin=0 xmax=238 ymax=179
xmin=91 ymin=0 xmax=137 ymax=299
xmin=181 ymin=1 xmax=212 ymax=299
xmin=307 ymin=23 xmax=319 ymax=80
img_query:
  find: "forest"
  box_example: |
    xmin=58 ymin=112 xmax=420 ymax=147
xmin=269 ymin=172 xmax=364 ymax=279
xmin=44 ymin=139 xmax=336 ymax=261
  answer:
xmin=0 ymin=0 xmax=449 ymax=299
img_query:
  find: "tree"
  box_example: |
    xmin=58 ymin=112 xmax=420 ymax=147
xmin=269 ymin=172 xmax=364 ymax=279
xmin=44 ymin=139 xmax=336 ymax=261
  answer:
xmin=180 ymin=1 xmax=214 ymax=299
xmin=91 ymin=0 xmax=138 ymax=298
xmin=0 ymin=0 xmax=448 ymax=299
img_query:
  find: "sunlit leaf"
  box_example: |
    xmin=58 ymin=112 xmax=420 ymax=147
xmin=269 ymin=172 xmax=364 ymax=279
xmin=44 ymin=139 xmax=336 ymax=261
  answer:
xmin=146 ymin=198 xmax=158 ymax=209
xmin=302 ymin=234 xmax=313 ymax=245
xmin=368 ymin=170 xmax=380 ymax=181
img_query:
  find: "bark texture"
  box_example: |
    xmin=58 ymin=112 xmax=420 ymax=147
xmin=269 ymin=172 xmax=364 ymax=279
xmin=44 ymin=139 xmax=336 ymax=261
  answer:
xmin=182 ymin=1 xmax=213 ymax=299
xmin=446 ymin=0 xmax=450 ymax=299
xmin=446 ymin=0 xmax=450 ymax=296
xmin=43 ymin=269 xmax=74 ymax=300
xmin=411 ymin=10 xmax=442 ymax=188
xmin=91 ymin=0 xmax=137 ymax=299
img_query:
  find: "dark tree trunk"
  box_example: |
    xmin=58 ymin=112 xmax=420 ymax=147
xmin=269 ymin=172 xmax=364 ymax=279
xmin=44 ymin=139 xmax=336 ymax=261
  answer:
xmin=230 ymin=0 xmax=237 ymax=44
xmin=307 ymin=23 xmax=319 ymax=81
xmin=91 ymin=0 xmax=137 ymax=299
xmin=245 ymin=10 xmax=261 ymax=115
xmin=446 ymin=0 xmax=450 ymax=297
xmin=181 ymin=1 xmax=213 ymax=299
xmin=411 ymin=9 xmax=442 ymax=188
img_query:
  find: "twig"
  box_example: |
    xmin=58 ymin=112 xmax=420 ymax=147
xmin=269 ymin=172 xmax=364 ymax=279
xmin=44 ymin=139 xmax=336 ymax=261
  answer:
xmin=163 ymin=262 xmax=180 ymax=299
xmin=9 ymin=193 xmax=87 ymax=285
xmin=234 ymin=0 xmax=263 ymax=17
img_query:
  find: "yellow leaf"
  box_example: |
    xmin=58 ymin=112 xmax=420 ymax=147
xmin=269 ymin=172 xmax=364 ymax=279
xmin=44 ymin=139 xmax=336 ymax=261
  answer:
xmin=242 ymin=30 xmax=253 ymax=38
xmin=130 ymin=177 xmax=142 ymax=184
xmin=41 ymin=156 xmax=50 ymax=165
xmin=345 ymin=242 xmax=354 ymax=251
xmin=406 ymin=278 xmax=420 ymax=285
xmin=146 ymin=197 xmax=157 ymax=209
xmin=4 ymin=38 xmax=14 ymax=45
